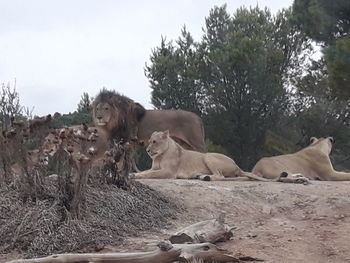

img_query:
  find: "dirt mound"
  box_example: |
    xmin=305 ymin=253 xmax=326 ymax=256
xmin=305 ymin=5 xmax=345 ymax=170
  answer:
xmin=134 ymin=180 xmax=350 ymax=263
xmin=0 ymin=181 xmax=180 ymax=257
xmin=3 ymin=179 xmax=350 ymax=263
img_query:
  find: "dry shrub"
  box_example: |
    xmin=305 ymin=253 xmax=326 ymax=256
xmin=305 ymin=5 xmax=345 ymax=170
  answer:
xmin=0 ymin=181 xmax=181 ymax=257
xmin=0 ymin=115 xmax=182 ymax=258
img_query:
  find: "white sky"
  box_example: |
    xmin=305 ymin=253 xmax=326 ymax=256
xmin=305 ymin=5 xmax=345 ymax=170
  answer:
xmin=0 ymin=0 xmax=293 ymax=116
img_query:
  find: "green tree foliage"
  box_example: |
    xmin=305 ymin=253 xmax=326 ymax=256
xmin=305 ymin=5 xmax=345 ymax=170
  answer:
xmin=293 ymin=0 xmax=350 ymax=98
xmin=51 ymin=92 xmax=93 ymax=128
xmin=0 ymin=82 xmax=23 ymax=130
xmin=200 ymin=7 xmax=304 ymax=168
xmin=77 ymin=92 xmax=93 ymax=113
xmin=145 ymin=28 xmax=203 ymax=115
xmin=146 ymin=5 xmax=310 ymax=169
xmin=76 ymin=92 xmax=93 ymax=125
xmin=293 ymin=0 xmax=349 ymax=42
xmin=325 ymin=37 xmax=350 ymax=97
xmin=292 ymin=59 xmax=350 ymax=169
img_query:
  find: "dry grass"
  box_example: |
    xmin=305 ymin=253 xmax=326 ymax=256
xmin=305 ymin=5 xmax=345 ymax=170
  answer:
xmin=0 ymin=181 xmax=181 ymax=257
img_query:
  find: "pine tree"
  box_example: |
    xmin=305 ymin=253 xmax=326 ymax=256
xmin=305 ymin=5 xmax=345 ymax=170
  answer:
xmin=293 ymin=0 xmax=350 ymax=98
xmin=77 ymin=92 xmax=92 ymax=113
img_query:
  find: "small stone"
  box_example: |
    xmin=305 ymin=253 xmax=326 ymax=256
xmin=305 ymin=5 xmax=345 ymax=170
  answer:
xmin=247 ymin=233 xmax=257 ymax=238
xmin=262 ymin=205 xmax=272 ymax=214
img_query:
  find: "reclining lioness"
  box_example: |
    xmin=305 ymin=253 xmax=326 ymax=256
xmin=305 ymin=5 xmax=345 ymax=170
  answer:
xmin=252 ymin=137 xmax=350 ymax=181
xmin=134 ymin=130 xmax=267 ymax=181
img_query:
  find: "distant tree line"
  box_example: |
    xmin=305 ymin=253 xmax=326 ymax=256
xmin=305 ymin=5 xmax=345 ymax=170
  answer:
xmin=145 ymin=3 xmax=350 ymax=170
xmin=50 ymin=92 xmax=93 ymax=128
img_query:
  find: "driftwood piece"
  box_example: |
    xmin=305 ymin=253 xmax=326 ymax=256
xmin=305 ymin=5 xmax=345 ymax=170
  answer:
xmin=7 ymin=241 xmax=239 ymax=263
xmin=169 ymin=214 xmax=234 ymax=244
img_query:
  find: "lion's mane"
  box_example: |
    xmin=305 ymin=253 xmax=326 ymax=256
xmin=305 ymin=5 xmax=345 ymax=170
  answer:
xmin=93 ymin=90 xmax=146 ymax=141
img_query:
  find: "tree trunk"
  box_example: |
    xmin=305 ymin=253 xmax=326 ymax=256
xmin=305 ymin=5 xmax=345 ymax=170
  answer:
xmin=169 ymin=214 xmax=234 ymax=244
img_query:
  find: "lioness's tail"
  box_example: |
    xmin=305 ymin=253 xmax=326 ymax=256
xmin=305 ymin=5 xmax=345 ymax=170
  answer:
xmin=241 ymin=171 xmax=271 ymax=182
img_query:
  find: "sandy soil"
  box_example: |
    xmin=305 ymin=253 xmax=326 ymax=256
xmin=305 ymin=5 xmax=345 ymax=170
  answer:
xmin=120 ymin=179 xmax=350 ymax=263
xmin=3 ymin=179 xmax=350 ymax=263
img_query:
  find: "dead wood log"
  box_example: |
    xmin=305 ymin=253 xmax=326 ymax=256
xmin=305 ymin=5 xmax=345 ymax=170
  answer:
xmin=7 ymin=241 xmax=239 ymax=263
xmin=169 ymin=214 xmax=234 ymax=244
xmin=175 ymin=242 xmax=239 ymax=262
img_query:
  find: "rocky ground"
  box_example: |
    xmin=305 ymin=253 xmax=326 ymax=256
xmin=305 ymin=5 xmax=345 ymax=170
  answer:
xmin=3 ymin=179 xmax=350 ymax=263
xmin=118 ymin=180 xmax=350 ymax=263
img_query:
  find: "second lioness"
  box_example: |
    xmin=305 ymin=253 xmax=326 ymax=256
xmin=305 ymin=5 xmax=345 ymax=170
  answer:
xmin=134 ymin=130 xmax=266 ymax=181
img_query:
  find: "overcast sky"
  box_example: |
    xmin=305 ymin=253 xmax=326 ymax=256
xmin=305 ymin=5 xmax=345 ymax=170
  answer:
xmin=1 ymin=0 xmax=293 ymax=116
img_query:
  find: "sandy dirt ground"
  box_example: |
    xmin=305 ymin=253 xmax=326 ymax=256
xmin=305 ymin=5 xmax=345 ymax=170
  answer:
xmin=3 ymin=179 xmax=350 ymax=263
xmin=118 ymin=179 xmax=350 ymax=263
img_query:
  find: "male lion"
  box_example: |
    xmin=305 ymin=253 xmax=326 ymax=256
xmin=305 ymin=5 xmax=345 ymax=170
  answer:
xmin=92 ymin=90 xmax=206 ymax=152
xmin=252 ymin=137 xmax=350 ymax=181
xmin=134 ymin=130 xmax=268 ymax=181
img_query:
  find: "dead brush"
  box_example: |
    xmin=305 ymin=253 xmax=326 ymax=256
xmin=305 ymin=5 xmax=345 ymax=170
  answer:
xmin=0 ymin=114 xmax=52 ymax=199
xmin=103 ymin=139 xmax=133 ymax=188
xmin=0 ymin=174 xmax=181 ymax=257
xmin=47 ymin=125 xmax=134 ymax=219
xmin=0 ymin=119 xmax=182 ymax=257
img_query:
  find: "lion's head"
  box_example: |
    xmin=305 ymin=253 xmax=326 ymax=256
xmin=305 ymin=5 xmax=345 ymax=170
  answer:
xmin=92 ymin=90 xmax=146 ymax=140
xmin=146 ymin=130 xmax=170 ymax=159
xmin=309 ymin=136 xmax=334 ymax=155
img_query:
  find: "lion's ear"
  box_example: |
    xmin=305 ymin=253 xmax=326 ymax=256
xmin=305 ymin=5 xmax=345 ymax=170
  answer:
xmin=310 ymin=137 xmax=317 ymax=144
xmin=163 ymin=130 xmax=170 ymax=138
xmin=328 ymin=137 xmax=334 ymax=143
xmin=133 ymin=103 xmax=146 ymax=121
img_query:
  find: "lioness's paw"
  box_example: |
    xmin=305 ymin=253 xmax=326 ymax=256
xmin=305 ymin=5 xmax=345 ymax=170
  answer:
xmin=203 ymin=175 xmax=211 ymax=181
xmin=198 ymin=175 xmax=211 ymax=181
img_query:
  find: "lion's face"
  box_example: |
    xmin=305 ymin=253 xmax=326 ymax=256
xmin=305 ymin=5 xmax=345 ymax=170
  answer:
xmin=94 ymin=102 xmax=114 ymax=126
xmin=146 ymin=131 xmax=170 ymax=159
xmin=309 ymin=137 xmax=333 ymax=155
xmin=42 ymin=133 xmax=59 ymax=156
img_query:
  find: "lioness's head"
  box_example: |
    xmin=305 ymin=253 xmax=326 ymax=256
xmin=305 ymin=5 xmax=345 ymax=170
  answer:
xmin=146 ymin=130 xmax=170 ymax=158
xmin=42 ymin=133 xmax=60 ymax=156
xmin=92 ymin=89 xmax=146 ymax=135
xmin=27 ymin=149 xmax=49 ymax=166
xmin=309 ymin=136 xmax=334 ymax=155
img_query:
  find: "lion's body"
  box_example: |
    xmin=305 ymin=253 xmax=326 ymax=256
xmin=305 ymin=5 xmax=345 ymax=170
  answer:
xmin=135 ymin=131 xmax=247 ymax=180
xmin=252 ymin=137 xmax=350 ymax=181
xmin=137 ymin=110 xmax=205 ymax=152
xmin=92 ymin=90 xmax=206 ymax=153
